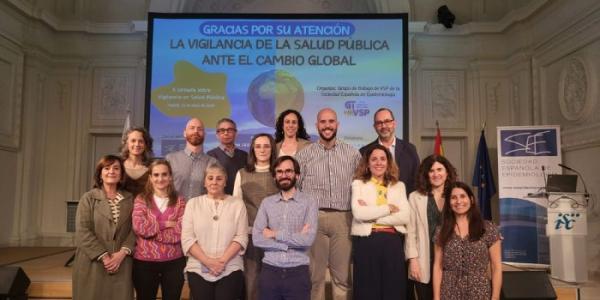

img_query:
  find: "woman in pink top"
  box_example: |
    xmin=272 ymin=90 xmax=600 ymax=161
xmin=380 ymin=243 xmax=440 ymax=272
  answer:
xmin=132 ymin=159 xmax=186 ymax=300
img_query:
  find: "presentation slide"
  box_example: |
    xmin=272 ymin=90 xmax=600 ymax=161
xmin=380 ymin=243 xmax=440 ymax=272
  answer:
xmin=146 ymin=14 xmax=408 ymax=156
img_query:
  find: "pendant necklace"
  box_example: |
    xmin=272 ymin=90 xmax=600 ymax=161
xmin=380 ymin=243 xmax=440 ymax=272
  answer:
xmin=212 ymin=198 xmax=221 ymax=221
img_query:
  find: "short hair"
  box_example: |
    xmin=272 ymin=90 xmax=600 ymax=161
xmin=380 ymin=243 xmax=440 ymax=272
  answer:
xmin=353 ymin=144 xmax=399 ymax=186
xmin=274 ymin=109 xmax=311 ymax=143
xmin=93 ymin=155 xmax=126 ymax=189
xmin=373 ymin=107 xmax=395 ymax=123
xmin=415 ymin=154 xmax=458 ymax=195
xmin=205 ymin=163 xmax=228 ymax=181
xmin=141 ymin=159 xmax=179 ymax=207
xmin=270 ymin=155 xmax=301 ymax=177
xmin=120 ymin=127 xmax=154 ymax=164
xmin=245 ymin=133 xmax=276 ymax=172
xmin=216 ymin=118 xmax=237 ymax=129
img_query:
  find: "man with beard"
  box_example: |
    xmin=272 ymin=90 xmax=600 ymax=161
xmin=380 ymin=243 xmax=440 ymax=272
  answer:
xmin=360 ymin=107 xmax=419 ymax=195
xmin=166 ymin=117 xmax=218 ymax=200
xmin=295 ymin=108 xmax=361 ymax=300
xmin=252 ymin=155 xmax=318 ymax=300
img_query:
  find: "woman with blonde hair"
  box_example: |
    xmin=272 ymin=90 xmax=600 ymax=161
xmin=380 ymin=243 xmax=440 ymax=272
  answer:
xmin=132 ymin=159 xmax=186 ymax=300
xmin=120 ymin=127 xmax=154 ymax=196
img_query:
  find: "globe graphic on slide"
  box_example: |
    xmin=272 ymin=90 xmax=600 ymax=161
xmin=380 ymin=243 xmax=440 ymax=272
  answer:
xmin=247 ymin=69 xmax=304 ymax=127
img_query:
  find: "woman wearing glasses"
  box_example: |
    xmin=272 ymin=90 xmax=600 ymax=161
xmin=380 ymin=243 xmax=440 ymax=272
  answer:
xmin=232 ymin=133 xmax=279 ymax=300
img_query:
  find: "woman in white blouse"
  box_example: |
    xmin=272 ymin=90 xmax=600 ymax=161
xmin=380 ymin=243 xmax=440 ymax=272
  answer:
xmin=181 ymin=163 xmax=248 ymax=300
xmin=351 ymin=144 xmax=411 ymax=300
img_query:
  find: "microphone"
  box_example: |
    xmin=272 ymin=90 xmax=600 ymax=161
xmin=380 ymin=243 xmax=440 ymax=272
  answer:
xmin=558 ymin=163 xmax=575 ymax=172
xmin=528 ymin=166 xmax=549 ymax=198
xmin=541 ymin=165 xmax=548 ymax=193
xmin=558 ymin=163 xmax=590 ymax=204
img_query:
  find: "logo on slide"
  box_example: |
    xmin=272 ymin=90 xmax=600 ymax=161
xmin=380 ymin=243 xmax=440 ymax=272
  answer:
xmin=343 ymin=100 xmax=369 ymax=117
xmin=500 ymin=129 xmax=558 ymax=157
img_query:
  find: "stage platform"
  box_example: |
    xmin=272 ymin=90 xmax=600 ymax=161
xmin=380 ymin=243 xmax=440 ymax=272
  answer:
xmin=1 ymin=247 xmax=598 ymax=299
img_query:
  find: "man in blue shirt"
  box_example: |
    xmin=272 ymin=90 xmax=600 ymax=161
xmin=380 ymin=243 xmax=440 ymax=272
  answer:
xmin=253 ymin=155 xmax=318 ymax=300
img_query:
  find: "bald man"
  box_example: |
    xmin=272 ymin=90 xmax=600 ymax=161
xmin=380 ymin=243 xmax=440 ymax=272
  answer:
xmin=165 ymin=118 xmax=218 ymax=200
xmin=295 ymin=108 xmax=361 ymax=300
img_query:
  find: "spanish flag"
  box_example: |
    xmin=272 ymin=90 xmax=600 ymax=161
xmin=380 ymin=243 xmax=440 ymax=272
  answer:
xmin=434 ymin=121 xmax=444 ymax=155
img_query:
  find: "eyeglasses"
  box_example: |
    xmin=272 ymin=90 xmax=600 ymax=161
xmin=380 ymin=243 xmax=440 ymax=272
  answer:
xmin=374 ymin=119 xmax=394 ymax=127
xmin=275 ymin=169 xmax=295 ymax=176
xmin=216 ymin=128 xmax=237 ymax=134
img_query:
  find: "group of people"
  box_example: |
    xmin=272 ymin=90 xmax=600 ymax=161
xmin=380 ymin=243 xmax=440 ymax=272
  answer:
xmin=72 ymin=106 xmax=502 ymax=300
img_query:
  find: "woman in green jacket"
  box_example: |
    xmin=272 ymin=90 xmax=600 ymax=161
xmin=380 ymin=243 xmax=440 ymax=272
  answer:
xmin=72 ymin=154 xmax=135 ymax=300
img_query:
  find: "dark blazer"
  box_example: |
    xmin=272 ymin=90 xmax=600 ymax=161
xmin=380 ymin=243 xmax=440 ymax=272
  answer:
xmin=360 ymin=138 xmax=420 ymax=196
xmin=207 ymin=147 xmax=248 ymax=195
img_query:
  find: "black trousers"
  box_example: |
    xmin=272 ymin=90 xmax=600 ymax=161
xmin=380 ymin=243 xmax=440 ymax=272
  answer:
xmin=411 ymin=252 xmax=434 ymax=300
xmin=352 ymin=232 xmax=407 ymax=300
xmin=132 ymin=256 xmax=185 ymax=300
xmin=187 ymin=270 xmax=245 ymax=300
xmin=413 ymin=280 xmax=433 ymax=300
xmin=258 ymin=264 xmax=311 ymax=300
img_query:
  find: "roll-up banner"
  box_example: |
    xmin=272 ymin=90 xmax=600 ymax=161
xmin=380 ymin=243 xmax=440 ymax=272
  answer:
xmin=497 ymin=125 xmax=561 ymax=266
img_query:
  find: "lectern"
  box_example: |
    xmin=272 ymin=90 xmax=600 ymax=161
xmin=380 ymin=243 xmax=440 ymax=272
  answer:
xmin=545 ymin=192 xmax=588 ymax=282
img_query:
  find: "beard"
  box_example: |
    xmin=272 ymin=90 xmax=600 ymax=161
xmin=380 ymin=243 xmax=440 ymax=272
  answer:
xmin=186 ymin=133 xmax=204 ymax=146
xmin=276 ymin=176 xmax=297 ymax=191
xmin=318 ymin=128 xmax=337 ymax=142
xmin=377 ymin=128 xmax=394 ymax=139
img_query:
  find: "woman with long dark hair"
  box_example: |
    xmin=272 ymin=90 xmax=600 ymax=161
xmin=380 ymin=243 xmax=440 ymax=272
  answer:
xmin=405 ymin=154 xmax=457 ymax=299
xmin=274 ymin=109 xmax=311 ymax=157
xmin=432 ymin=182 xmax=502 ymax=300
xmin=131 ymin=159 xmax=186 ymax=300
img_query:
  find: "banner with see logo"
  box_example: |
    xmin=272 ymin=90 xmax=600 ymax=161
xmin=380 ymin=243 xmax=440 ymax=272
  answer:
xmin=497 ymin=125 xmax=561 ymax=266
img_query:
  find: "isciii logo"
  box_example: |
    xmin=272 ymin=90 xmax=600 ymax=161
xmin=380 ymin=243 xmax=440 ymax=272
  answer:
xmin=554 ymin=212 xmax=581 ymax=230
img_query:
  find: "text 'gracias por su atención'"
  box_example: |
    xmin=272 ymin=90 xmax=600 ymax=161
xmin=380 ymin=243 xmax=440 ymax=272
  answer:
xmin=166 ymin=21 xmax=392 ymax=66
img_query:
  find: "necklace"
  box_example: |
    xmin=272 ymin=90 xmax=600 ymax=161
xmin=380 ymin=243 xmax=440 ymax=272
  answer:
xmin=211 ymin=198 xmax=222 ymax=221
xmin=455 ymin=222 xmax=468 ymax=239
